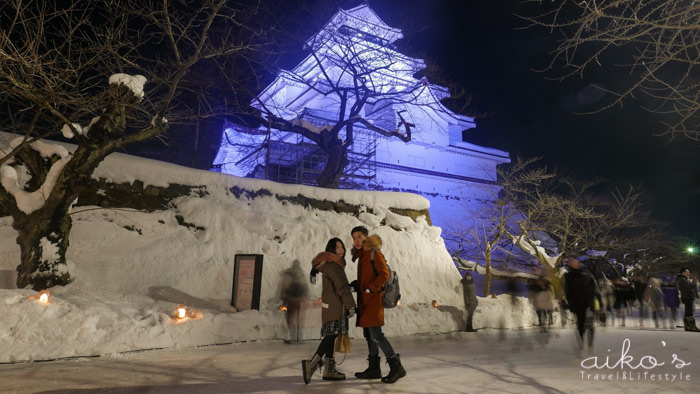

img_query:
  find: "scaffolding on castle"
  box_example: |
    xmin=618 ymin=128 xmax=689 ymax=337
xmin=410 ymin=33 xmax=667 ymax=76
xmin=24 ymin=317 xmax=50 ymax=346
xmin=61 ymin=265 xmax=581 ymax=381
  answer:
xmin=258 ymin=109 xmax=378 ymax=189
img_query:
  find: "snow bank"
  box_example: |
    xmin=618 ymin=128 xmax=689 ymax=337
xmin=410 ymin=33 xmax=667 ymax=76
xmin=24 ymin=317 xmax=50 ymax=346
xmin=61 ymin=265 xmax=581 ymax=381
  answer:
xmin=0 ymin=134 xmax=537 ymax=363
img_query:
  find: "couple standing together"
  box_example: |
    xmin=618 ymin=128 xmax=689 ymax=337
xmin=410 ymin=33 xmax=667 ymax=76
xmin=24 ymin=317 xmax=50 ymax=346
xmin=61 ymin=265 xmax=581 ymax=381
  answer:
xmin=302 ymin=225 xmax=406 ymax=384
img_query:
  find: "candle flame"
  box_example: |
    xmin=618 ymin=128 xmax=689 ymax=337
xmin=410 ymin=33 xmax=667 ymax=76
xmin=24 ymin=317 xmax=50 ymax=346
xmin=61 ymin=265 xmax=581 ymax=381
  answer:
xmin=38 ymin=290 xmax=50 ymax=304
xmin=177 ymin=305 xmax=187 ymax=319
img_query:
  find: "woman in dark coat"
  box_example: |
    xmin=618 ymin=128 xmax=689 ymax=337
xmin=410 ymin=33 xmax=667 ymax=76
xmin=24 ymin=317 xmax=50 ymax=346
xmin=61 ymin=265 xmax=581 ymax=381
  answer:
xmin=302 ymin=238 xmax=356 ymax=384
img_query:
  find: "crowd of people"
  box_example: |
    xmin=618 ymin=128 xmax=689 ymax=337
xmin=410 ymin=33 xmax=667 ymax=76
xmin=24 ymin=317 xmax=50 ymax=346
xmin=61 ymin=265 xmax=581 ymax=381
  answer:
xmin=594 ymin=267 xmax=699 ymax=331
xmin=526 ymin=258 xmax=700 ymax=355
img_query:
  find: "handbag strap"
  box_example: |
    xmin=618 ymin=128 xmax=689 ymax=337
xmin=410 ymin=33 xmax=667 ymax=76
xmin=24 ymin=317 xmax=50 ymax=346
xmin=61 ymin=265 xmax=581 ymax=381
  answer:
xmin=335 ymin=344 xmax=348 ymax=365
xmin=334 ymin=308 xmax=348 ymax=366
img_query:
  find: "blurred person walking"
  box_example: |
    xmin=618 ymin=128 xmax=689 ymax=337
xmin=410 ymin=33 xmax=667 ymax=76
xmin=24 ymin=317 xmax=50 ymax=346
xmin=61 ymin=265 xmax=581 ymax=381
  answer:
xmin=598 ymin=277 xmax=615 ymax=326
xmin=461 ymin=272 xmax=478 ymax=332
xmin=528 ymin=268 xmax=553 ymax=332
xmin=563 ymin=256 xmax=601 ymax=355
xmin=278 ymin=260 xmax=308 ymax=343
xmin=663 ymin=281 xmax=680 ymax=328
xmin=633 ymin=274 xmax=648 ymax=327
xmin=613 ymin=277 xmax=633 ymax=327
xmin=644 ymin=278 xmax=666 ymax=329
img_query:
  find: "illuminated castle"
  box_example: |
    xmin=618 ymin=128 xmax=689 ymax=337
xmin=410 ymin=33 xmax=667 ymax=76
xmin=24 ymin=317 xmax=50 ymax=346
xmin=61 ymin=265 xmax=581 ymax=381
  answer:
xmin=212 ymin=3 xmax=510 ymax=229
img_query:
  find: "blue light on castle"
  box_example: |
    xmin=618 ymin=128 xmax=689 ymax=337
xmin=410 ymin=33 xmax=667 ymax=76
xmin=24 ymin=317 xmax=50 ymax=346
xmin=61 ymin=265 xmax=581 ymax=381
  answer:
xmin=212 ymin=3 xmax=510 ymax=231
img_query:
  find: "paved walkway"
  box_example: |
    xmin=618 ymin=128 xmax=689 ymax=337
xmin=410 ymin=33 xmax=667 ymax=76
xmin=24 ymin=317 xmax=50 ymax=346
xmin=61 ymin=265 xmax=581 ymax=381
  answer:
xmin=1 ymin=325 xmax=698 ymax=394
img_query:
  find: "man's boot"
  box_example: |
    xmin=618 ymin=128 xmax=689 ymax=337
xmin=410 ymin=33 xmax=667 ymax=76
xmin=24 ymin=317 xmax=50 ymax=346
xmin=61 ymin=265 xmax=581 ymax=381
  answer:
xmin=301 ymin=354 xmax=322 ymax=384
xmin=685 ymin=317 xmax=700 ymax=332
xmin=381 ymin=354 xmax=406 ymax=384
xmin=322 ymin=357 xmax=346 ymax=380
xmin=355 ymin=356 xmax=381 ymax=379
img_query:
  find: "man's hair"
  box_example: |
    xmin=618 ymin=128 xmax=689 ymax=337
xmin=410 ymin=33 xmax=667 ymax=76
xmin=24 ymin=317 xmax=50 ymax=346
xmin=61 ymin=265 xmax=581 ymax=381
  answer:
xmin=564 ymin=254 xmax=579 ymax=264
xmin=351 ymin=225 xmax=368 ymax=236
xmin=680 ymin=267 xmax=690 ymax=274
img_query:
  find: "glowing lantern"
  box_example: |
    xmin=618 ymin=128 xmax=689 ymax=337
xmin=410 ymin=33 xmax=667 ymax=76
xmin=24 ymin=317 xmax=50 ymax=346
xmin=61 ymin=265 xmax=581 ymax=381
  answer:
xmin=397 ymin=300 xmax=402 ymax=307
xmin=38 ymin=290 xmax=50 ymax=304
xmin=171 ymin=305 xmax=202 ymax=323
xmin=280 ymin=305 xmax=288 ymax=311
xmin=176 ymin=305 xmax=187 ymax=319
xmin=431 ymin=300 xmax=439 ymax=309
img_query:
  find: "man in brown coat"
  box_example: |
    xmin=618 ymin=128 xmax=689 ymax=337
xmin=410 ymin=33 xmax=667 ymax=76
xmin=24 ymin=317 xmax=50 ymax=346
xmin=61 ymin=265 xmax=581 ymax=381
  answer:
xmin=350 ymin=226 xmax=406 ymax=384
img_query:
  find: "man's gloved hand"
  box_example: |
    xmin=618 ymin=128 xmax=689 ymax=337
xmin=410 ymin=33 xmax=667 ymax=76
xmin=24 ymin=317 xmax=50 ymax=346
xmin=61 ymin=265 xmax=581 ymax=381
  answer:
xmin=347 ymin=307 xmax=356 ymax=319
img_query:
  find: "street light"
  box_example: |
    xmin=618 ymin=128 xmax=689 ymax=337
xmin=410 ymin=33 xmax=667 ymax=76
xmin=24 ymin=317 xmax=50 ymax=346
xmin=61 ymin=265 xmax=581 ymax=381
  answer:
xmin=686 ymin=245 xmax=698 ymax=272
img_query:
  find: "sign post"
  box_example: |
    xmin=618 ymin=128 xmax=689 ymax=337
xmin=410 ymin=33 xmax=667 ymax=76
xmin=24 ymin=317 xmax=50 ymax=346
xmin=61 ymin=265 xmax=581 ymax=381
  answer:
xmin=231 ymin=254 xmax=263 ymax=311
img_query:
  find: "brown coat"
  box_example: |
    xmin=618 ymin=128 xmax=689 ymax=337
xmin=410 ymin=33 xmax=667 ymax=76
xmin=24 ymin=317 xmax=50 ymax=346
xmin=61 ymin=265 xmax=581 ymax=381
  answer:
xmin=354 ymin=234 xmax=389 ymax=327
xmin=312 ymin=257 xmax=356 ymax=325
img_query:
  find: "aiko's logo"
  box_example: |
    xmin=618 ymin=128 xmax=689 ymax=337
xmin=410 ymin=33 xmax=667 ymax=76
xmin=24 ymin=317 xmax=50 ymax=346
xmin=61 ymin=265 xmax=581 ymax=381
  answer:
xmin=580 ymin=339 xmax=692 ymax=382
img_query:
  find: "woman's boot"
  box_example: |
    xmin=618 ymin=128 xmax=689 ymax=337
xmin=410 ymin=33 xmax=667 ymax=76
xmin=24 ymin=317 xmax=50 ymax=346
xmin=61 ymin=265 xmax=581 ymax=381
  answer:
xmin=381 ymin=354 xmax=407 ymax=384
xmin=322 ymin=357 xmax=346 ymax=380
xmin=302 ymin=354 xmax=322 ymax=384
xmin=354 ymin=356 xmax=381 ymax=379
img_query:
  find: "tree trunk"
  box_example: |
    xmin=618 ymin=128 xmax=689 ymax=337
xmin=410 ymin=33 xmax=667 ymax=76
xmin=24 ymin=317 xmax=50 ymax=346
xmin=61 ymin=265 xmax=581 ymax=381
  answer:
xmin=548 ymin=266 xmax=564 ymax=301
xmin=483 ymin=254 xmax=492 ymax=297
xmin=12 ymin=149 xmax=87 ymax=290
xmin=14 ymin=208 xmax=72 ymax=290
xmin=316 ymin=140 xmax=348 ymax=189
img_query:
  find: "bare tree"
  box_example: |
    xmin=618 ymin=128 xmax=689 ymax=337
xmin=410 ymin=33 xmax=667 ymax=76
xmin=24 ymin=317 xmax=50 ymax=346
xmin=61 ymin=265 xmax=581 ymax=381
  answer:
xmin=520 ymin=181 xmax=650 ymax=256
xmin=519 ymin=0 xmax=700 ymax=140
xmin=510 ymin=175 xmax=652 ymax=297
xmin=447 ymin=157 xmax=555 ymax=296
xmin=0 ymin=0 xmax=260 ymax=290
xmin=450 ymin=155 xmax=653 ymax=297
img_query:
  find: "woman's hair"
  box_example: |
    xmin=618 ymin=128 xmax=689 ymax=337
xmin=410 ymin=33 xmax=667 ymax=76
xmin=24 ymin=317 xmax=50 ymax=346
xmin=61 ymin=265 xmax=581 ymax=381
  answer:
xmin=310 ymin=238 xmax=346 ymax=283
xmin=325 ymin=237 xmax=346 ymax=258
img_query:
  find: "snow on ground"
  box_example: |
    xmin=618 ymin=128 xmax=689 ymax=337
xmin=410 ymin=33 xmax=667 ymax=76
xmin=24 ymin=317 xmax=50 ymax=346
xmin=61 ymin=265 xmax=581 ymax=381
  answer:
xmin=2 ymin=329 xmax=698 ymax=393
xmin=0 ymin=136 xmax=538 ymax=364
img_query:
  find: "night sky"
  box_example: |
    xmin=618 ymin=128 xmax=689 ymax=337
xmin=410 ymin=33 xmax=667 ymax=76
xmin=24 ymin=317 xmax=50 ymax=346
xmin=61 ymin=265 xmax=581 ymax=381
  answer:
xmin=363 ymin=0 xmax=700 ymax=241
xmin=129 ymin=0 xmax=698 ymax=242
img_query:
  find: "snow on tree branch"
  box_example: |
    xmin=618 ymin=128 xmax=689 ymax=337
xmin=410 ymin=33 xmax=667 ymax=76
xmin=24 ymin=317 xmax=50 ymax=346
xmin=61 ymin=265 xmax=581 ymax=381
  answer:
xmin=511 ymin=233 xmax=560 ymax=269
xmin=0 ymin=138 xmax=71 ymax=214
xmin=108 ymin=74 xmax=147 ymax=100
